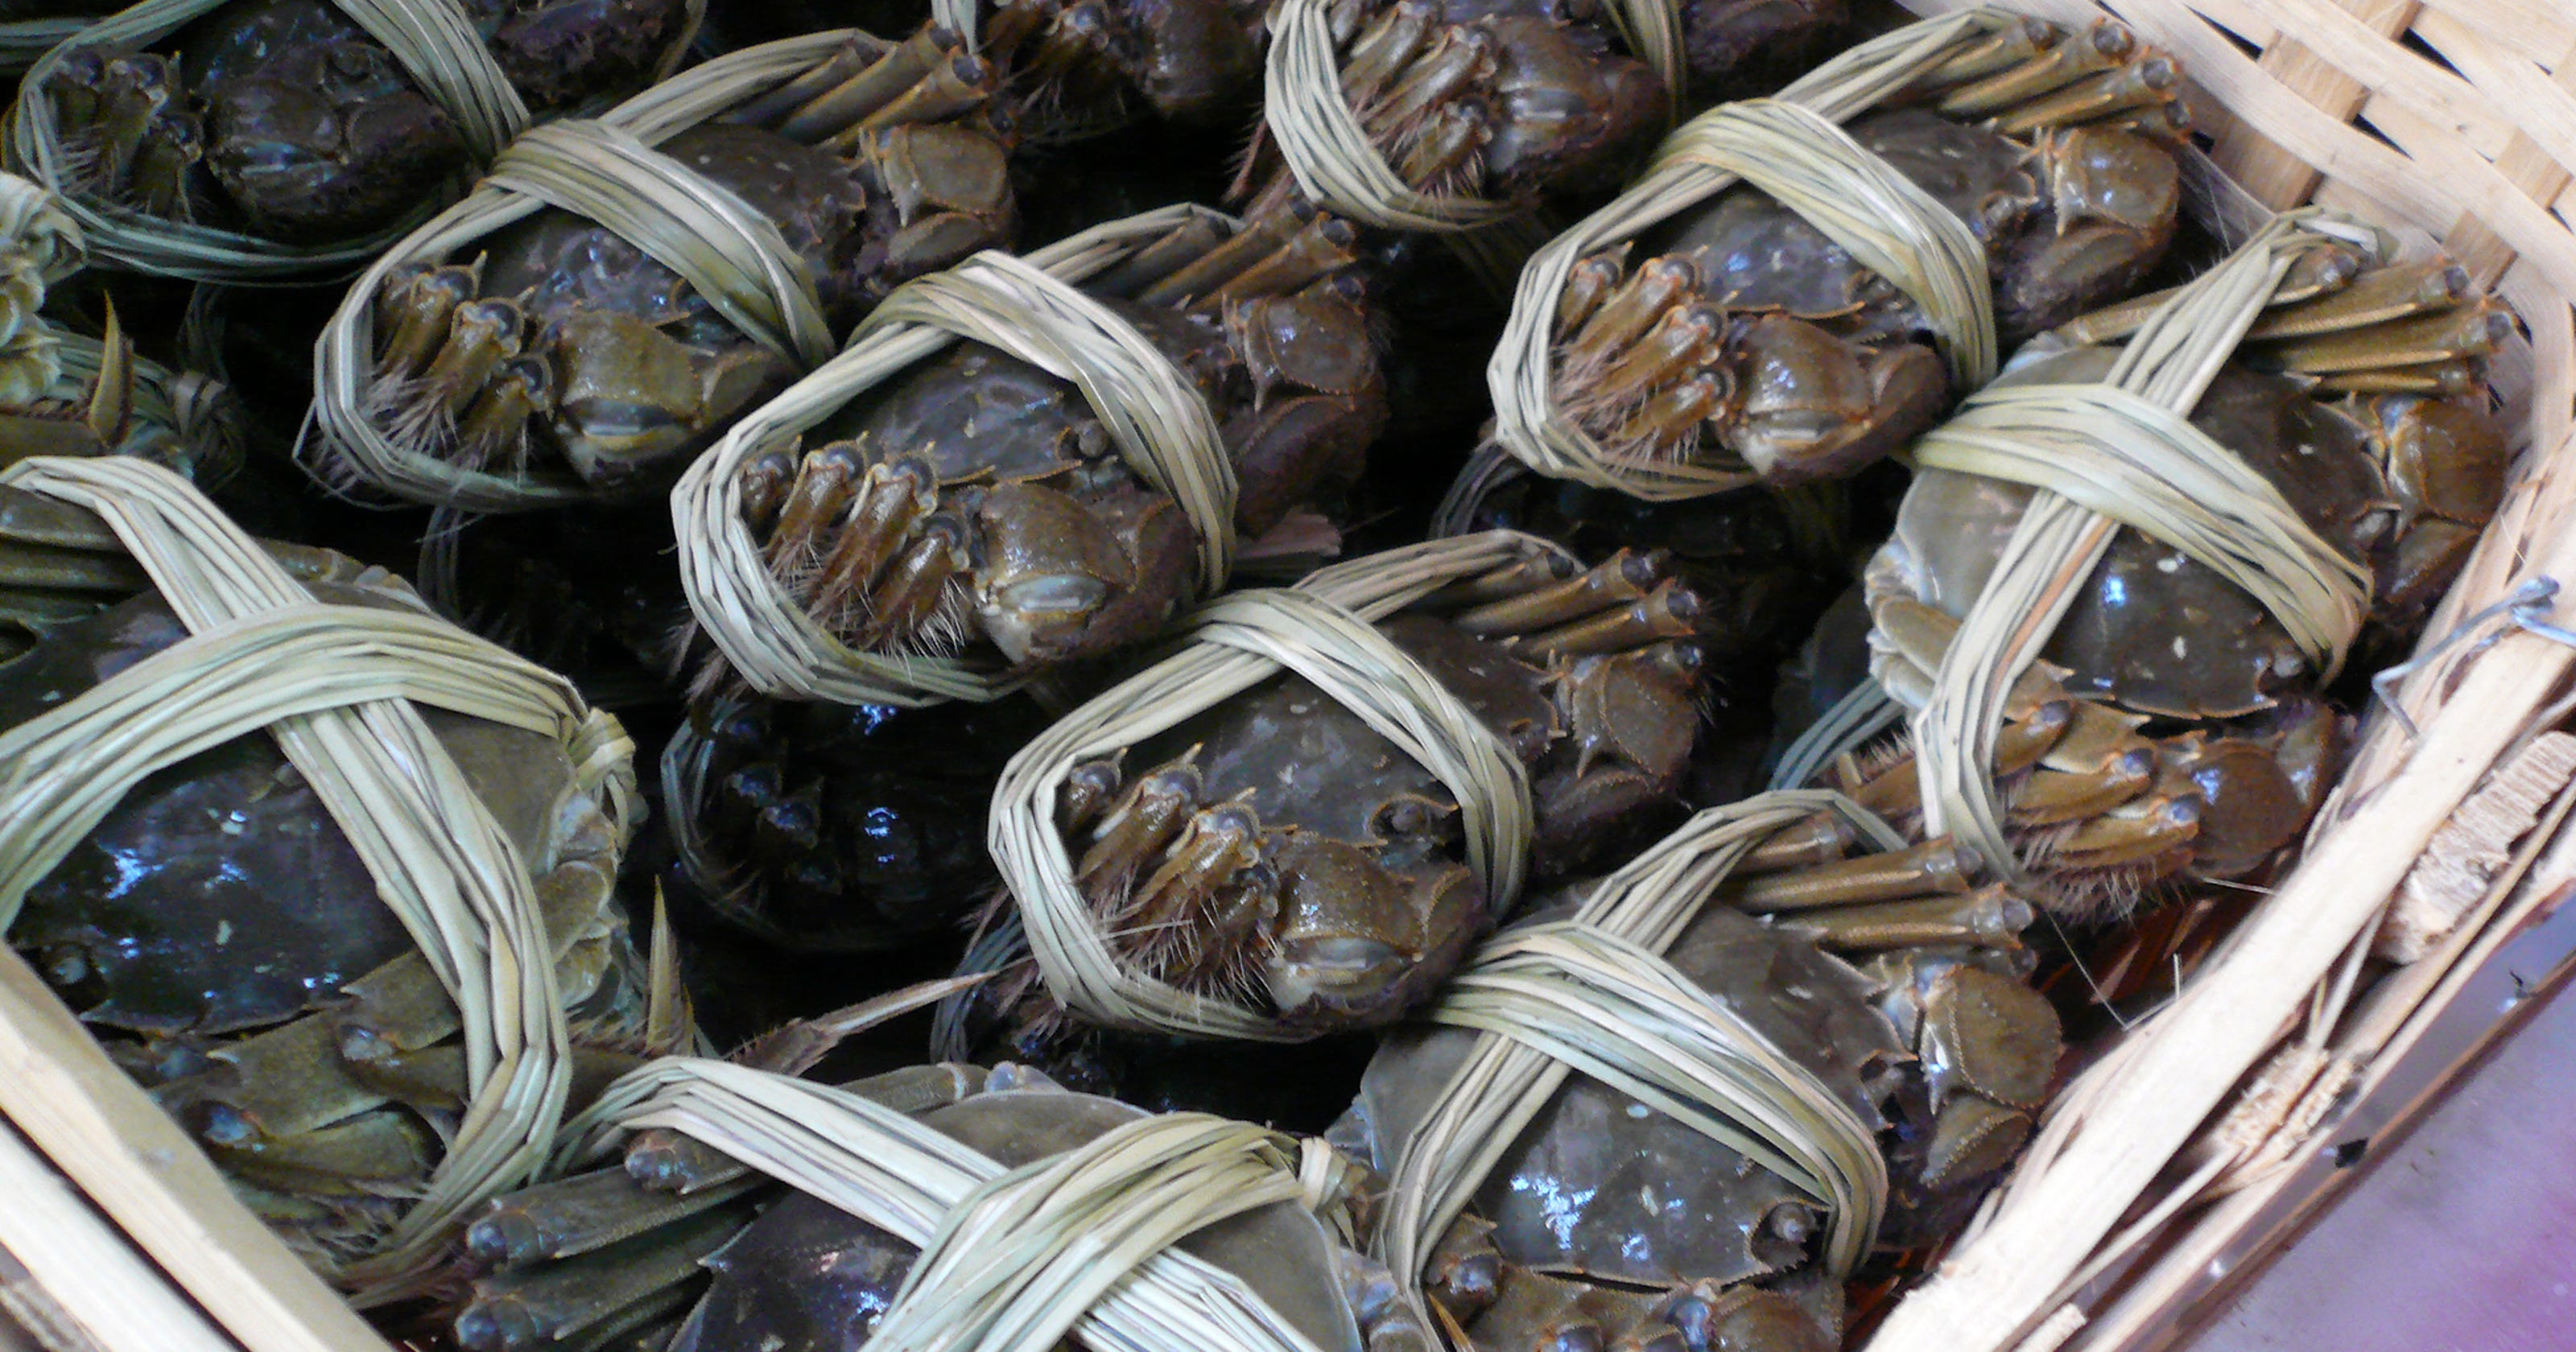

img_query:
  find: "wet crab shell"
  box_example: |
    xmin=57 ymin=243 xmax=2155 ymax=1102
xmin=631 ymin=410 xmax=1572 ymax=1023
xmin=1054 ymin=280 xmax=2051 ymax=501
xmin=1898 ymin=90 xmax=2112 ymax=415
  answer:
xmin=665 ymin=1086 xmax=1365 ymax=1352
xmin=0 ymin=571 xmax=658 ymax=1272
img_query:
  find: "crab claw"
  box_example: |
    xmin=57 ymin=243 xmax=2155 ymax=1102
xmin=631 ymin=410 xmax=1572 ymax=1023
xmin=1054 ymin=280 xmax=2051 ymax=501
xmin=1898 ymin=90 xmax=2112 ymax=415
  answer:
xmin=547 ymin=310 xmax=788 ymax=486
xmin=1265 ymin=833 xmax=1484 ymax=1028
xmin=1722 ymin=313 xmax=1946 ymax=484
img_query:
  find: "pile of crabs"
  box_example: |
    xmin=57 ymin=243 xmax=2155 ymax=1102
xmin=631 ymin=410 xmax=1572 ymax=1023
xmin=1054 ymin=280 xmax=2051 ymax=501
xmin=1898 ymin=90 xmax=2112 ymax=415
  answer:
xmin=0 ymin=2 xmax=2521 ymax=1351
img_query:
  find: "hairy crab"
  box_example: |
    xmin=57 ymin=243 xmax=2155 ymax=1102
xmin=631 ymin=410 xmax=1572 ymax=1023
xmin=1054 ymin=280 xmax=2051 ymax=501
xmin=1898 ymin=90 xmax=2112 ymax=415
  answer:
xmin=447 ymin=1061 xmax=1431 ymax=1352
xmin=1813 ymin=256 xmax=2515 ymax=912
xmin=1231 ymin=0 xmax=1670 ymax=221
xmin=1548 ymin=19 xmax=2187 ymax=484
xmin=349 ymin=26 xmax=1019 ymax=496
xmin=663 ymin=690 xmax=1058 ymax=950
xmin=962 ymin=546 xmax=1721 ymax=1064
xmin=1333 ymin=812 xmax=2062 ymax=1351
xmin=0 ymin=532 xmax=671 ymax=1276
xmin=722 ymin=204 xmax=1386 ymax=686
xmin=36 ymin=0 xmax=699 ymax=241
xmin=983 ymin=0 xmax=1269 ymax=140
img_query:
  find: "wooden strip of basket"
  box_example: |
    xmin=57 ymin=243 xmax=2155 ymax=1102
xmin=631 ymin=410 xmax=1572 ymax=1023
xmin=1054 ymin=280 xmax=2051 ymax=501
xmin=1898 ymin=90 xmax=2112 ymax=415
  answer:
xmin=1862 ymin=2 xmax=2576 ymax=1348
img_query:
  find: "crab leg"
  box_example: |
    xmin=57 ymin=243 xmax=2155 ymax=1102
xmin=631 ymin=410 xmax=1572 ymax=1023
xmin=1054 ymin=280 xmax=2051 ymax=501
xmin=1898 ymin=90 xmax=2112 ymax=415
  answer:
xmin=1910 ymin=18 xmax=2058 ymax=92
xmin=807 ymin=455 xmax=939 ymax=621
xmin=857 ymin=513 xmax=967 ymax=646
xmin=1740 ymin=812 xmax=1858 ymax=873
xmin=848 ymin=52 xmax=997 ymax=139
xmin=374 ymin=265 xmax=477 ymax=381
xmin=1340 ymin=2 xmax=1438 ymax=109
xmin=1199 ymin=216 xmax=1364 ymax=309
xmin=2057 ymin=241 xmax=2365 ymax=346
xmin=1782 ymin=884 xmax=2036 ymax=950
xmin=1727 ymin=838 xmax=1980 ymax=913
xmin=1554 ymin=253 xmax=1628 ymax=334
xmin=419 ymin=299 xmax=529 ymax=425
xmin=2050 ymin=794 xmax=2202 ymax=868
xmin=766 ymin=27 xmax=953 ymax=138
xmin=1449 ymin=548 xmax=1666 ymax=634
xmin=1362 ymin=27 xmax=1494 ymax=139
xmin=1990 ymin=56 xmax=2178 ymax=134
xmin=1078 ymin=760 xmax=1207 ymax=911
xmin=1558 ymin=256 xmax=1699 ymax=369
xmin=1134 ymin=204 xmax=1313 ymax=307
xmin=736 ymin=447 xmax=800 ymax=534
xmin=2247 ymin=301 xmax=2514 ymax=374
xmin=762 ymin=443 xmax=865 ymax=570
xmin=625 ymin=1128 xmax=749 ymax=1193
xmin=468 ymin=1169 xmax=763 ymax=1266
xmin=2243 ymin=261 xmax=2470 ymax=340
xmin=2317 ymin=357 xmax=2486 ymax=397
xmin=1934 ymin=21 xmax=2135 ymax=117
xmin=1057 ymin=758 xmax=1126 ymax=835
xmin=453 ymin=1205 xmax=751 ymax=1352
xmin=1515 ymin=579 xmax=1701 ymax=658
xmin=456 ymin=356 xmax=551 ymax=473
xmin=1391 ymin=101 xmax=1490 ymax=197
xmin=1423 ymin=552 xmax=1582 ymax=610
xmin=1091 ymin=216 xmax=1234 ymax=299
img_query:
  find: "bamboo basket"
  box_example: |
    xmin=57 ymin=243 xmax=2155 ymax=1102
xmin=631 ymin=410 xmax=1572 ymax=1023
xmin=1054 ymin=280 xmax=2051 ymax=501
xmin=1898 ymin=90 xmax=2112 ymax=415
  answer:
xmin=1846 ymin=0 xmax=2576 ymax=1348
xmin=4 ymin=0 xmax=2576 ymax=1350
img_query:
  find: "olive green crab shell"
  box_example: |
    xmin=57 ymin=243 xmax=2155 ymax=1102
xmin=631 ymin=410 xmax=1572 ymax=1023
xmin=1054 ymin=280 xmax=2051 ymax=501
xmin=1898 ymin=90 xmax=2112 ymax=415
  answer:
xmin=0 ymin=455 xmax=660 ymax=1306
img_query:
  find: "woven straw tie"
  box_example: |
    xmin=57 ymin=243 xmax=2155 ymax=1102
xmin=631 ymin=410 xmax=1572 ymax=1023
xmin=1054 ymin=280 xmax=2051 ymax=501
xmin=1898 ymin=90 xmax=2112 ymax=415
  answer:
xmin=1906 ymin=210 xmax=2383 ymax=880
xmin=989 ymin=532 xmax=1559 ymax=1041
xmin=0 ymin=456 xmax=625 ymax=1305
xmin=1483 ymin=7 xmax=2017 ymax=500
xmin=558 ymin=1059 xmax=1343 ymax=1352
xmin=1373 ymin=791 xmax=1901 ymax=1329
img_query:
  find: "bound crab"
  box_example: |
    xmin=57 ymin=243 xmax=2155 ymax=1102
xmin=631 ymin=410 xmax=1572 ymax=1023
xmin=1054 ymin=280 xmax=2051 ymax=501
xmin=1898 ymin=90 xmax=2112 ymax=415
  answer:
xmin=959 ymin=542 xmax=1728 ymax=1070
xmin=445 ymin=1061 xmax=1435 ymax=1352
xmin=1229 ymin=0 xmax=1673 ymax=222
xmin=35 ymin=0 xmax=700 ymax=241
xmin=1548 ymin=18 xmax=2188 ymax=485
xmin=0 ymin=524 xmax=677 ymax=1278
xmin=719 ymin=203 xmax=1387 ymax=688
xmin=347 ymin=24 xmax=1018 ymax=496
xmin=663 ymin=689 xmax=1059 ymax=950
xmin=1802 ymin=249 xmax=2514 ymax=913
xmin=1334 ymin=807 xmax=2063 ymax=1352
xmin=980 ymin=0 xmax=1269 ymax=141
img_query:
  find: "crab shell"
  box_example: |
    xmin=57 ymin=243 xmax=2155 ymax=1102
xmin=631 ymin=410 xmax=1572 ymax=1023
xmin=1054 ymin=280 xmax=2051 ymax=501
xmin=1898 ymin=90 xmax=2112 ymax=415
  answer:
xmin=665 ymin=1086 xmax=1366 ymax=1352
xmin=1 ymin=572 xmax=654 ymax=1272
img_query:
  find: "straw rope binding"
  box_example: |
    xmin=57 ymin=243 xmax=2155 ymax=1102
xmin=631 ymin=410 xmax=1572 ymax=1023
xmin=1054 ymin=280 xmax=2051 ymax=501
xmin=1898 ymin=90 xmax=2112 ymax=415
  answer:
xmin=555 ymin=1058 xmax=1344 ymax=1352
xmin=307 ymin=30 xmax=867 ymax=513
xmin=1905 ymin=208 xmax=2383 ymax=884
xmin=1484 ymin=7 xmax=2035 ymax=500
xmin=1372 ymin=791 xmax=1903 ymax=1335
xmin=987 ymin=531 xmax=1567 ymax=1041
xmin=0 ymin=455 xmax=634 ymax=1305
xmin=671 ymin=204 xmax=1246 ymax=707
